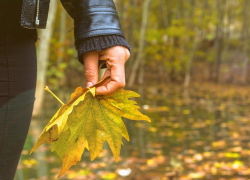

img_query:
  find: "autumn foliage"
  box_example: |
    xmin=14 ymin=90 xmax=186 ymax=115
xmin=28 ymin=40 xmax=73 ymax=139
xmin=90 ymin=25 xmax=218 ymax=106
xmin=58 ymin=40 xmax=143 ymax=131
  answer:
xmin=30 ymin=77 xmax=151 ymax=177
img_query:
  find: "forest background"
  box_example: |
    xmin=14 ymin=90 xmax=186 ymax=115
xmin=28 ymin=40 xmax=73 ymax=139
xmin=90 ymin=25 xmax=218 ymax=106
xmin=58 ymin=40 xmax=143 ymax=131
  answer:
xmin=16 ymin=0 xmax=250 ymax=180
xmin=33 ymin=0 xmax=250 ymax=115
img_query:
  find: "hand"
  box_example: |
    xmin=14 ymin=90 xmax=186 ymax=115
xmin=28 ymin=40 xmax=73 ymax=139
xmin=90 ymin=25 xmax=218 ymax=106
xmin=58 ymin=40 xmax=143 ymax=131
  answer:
xmin=83 ymin=46 xmax=130 ymax=96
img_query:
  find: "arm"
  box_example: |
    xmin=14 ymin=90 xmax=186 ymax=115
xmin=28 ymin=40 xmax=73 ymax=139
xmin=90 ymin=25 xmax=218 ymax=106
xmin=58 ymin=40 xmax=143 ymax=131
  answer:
xmin=60 ymin=0 xmax=130 ymax=62
xmin=61 ymin=0 xmax=130 ymax=95
xmin=72 ymin=0 xmax=125 ymax=39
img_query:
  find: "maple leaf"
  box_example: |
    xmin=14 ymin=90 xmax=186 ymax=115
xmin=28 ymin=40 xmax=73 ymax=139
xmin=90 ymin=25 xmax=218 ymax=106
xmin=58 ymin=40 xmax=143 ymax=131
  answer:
xmin=31 ymin=77 xmax=151 ymax=178
xmin=45 ymin=77 xmax=111 ymax=134
xmin=30 ymin=78 xmax=109 ymax=154
xmin=51 ymin=126 xmax=87 ymax=177
xmin=30 ymin=86 xmax=88 ymax=154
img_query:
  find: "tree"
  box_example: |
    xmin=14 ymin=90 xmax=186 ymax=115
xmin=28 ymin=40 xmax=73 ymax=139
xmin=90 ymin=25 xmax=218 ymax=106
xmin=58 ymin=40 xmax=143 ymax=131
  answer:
xmin=212 ymin=0 xmax=224 ymax=83
xmin=128 ymin=0 xmax=152 ymax=87
xmin=33 ymin=0 xmax=58 ymax=116
xmin=184 ymin=0 xmax=207 ymax=88
xmin=241 ymin=0 xmax=249 ymax=84
xmin=57 ymin=7 xmax=67 ymax=66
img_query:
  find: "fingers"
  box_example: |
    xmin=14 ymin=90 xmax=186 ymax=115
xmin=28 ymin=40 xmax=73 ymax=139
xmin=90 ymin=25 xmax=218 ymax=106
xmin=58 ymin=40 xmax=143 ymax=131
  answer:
xmin=99 ymin=46 xmax=130 ymax=63
xmin=96 ymin=80 xmax=125 ymax=96
xmin=96 ymin=46 xmax=128 ymax=96
xmin=83 ymin=51 xmax=99 ymax=87
xmin=96 ymin=64 xmax=125 ymax=96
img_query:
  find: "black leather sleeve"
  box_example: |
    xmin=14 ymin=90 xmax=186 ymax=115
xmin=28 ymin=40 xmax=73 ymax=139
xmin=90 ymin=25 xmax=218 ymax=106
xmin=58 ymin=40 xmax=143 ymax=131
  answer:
xmin=72 ymin=0 xmax=126 ymax=45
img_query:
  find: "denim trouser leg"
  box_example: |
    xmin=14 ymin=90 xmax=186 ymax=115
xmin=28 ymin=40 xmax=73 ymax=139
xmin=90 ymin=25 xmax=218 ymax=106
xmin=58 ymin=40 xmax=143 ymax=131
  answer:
xmin=0 ymin=36 xmax=37 ymax=180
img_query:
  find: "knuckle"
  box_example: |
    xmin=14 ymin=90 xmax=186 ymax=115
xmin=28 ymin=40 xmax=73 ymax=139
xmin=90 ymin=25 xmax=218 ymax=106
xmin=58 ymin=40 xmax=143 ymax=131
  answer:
xmin=84 ymin=69 xmax=96 ymax=78
xmin=118 ymin=81 xmax=126 ymax=88
xmin=106 ymin=46 xmax=130 ymax=63
xmin=125 ymin=49 xmax=130 ymax=59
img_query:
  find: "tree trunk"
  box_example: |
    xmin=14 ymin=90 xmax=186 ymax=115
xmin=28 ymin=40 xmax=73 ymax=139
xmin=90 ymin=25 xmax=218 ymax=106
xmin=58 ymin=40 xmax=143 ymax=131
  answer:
xmin=138 ymin=60 xmax=145 ymax=98
xmin=242 ymin=0 xmax=249 ymax=84
xmin=57 ymin=7 xmax=66 ymax=66
xmin=212 ymin=0 xmax=223 ymax=83
xmin=127 ymin=0 xmax=152 ymax=88
xmin=31 ymin=119 xmax=49 ymax=179
xmin=32 ymin=0 xmax=58 ymax=116
xmin=159 ymin=0 xmax=168 ymax=28
xmin=184 ymin=0 xmax=207 ymax=88
xmin=221 ymin=0 xmax=231 ymax=75
xmin=126 ymin=0 xmax=138 ymax=78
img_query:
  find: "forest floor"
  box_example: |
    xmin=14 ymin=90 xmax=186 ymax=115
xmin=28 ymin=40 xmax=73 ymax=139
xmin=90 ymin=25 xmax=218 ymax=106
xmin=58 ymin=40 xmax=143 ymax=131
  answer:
xmin=15 ymin=82 xmax=250 ymax=180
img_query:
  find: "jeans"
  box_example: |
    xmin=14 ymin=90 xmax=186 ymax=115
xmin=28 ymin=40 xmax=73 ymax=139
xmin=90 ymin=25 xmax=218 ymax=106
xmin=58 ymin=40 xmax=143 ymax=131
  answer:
xmin=0 ymin=35 xmax=37 ymax=180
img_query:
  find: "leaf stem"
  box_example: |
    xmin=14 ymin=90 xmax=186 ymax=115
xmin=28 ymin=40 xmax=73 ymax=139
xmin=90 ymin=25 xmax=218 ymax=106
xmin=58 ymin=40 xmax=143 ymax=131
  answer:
xmin=44 ymin=86 xmax=65 ymax=105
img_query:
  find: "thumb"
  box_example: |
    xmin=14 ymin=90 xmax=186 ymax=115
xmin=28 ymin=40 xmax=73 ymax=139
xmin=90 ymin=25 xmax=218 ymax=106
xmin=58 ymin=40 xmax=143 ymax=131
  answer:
xmin=83 ymin=51 xmax=99 ymax=87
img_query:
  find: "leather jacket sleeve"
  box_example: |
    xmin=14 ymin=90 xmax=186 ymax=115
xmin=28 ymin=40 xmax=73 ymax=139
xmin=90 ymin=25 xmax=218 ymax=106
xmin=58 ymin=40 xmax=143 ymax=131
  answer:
xmin=61 ymin=0 xmax=130 ymax=64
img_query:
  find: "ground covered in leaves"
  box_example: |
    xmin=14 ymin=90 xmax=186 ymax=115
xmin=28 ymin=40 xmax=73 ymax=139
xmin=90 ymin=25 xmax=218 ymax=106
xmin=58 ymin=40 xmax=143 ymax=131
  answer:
xmin=15 ymin=83 xmax=250 ymax=180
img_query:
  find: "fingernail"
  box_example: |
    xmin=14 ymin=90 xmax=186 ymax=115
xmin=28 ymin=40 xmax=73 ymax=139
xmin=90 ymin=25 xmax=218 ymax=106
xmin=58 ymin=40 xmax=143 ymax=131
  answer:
xmin=86 ymin=82 xmax=93 ymax=87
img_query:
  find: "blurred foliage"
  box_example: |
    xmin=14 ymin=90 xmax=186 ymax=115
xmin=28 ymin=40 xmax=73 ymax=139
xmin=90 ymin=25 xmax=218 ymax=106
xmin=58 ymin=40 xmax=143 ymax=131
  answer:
xmin=42 ymin=0 xmax=250 ymax=89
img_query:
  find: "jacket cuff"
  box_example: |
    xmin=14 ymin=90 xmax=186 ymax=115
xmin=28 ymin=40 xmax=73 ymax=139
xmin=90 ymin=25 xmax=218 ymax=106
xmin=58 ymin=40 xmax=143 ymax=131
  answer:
xmin=76 ymin=35 xmax=131 ymax=65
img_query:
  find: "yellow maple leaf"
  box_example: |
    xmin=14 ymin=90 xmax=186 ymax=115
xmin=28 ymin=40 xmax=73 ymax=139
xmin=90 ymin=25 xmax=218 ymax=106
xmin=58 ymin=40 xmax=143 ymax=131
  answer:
xmin=31 ymin=77 xmax=151 ymax=178
xmin=67 ymin=87 xmax=150 ymax=162
xmin=30 ymin=86 xmax=88 ymax=154
xmin=51 ymin=127 xmax=87 ymax=177
xmin=30 ymin=78 xmax=109 ymax=153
